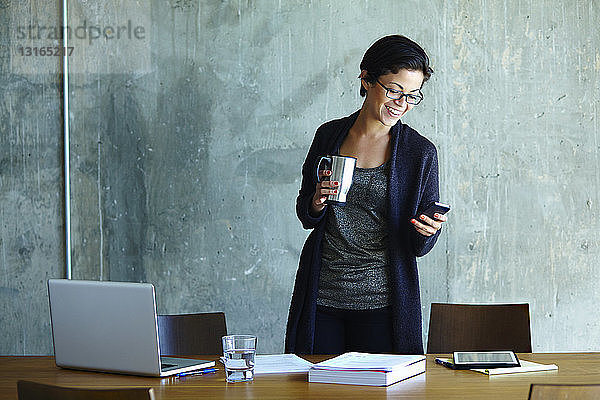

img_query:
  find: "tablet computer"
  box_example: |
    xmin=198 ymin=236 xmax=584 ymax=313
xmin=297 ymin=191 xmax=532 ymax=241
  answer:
xmin=452 ymin=351 xmax=520 ymax=369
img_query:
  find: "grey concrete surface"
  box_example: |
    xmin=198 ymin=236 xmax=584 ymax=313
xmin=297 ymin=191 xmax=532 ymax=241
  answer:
xmin=0 ymin=0 xmax=63 ymax=355
xmin=1 ymin=0 xmax=599 ymax=354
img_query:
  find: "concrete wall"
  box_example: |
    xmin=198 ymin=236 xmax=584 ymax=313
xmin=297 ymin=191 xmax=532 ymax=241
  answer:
xmin=1 ymin=0 xmax=599 ymax=355
xmin=0 ymin=1 xmax=64 ymax=354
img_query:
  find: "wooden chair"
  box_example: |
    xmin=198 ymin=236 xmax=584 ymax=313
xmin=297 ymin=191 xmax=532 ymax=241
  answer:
xmin=17 ymin=380 xmax=154 ymax=400
xmin=426 ymin=303 xmax=532 ymax=353
xmin=157 ymin=311 xmax=227 ymax=356
xmin=528 ymin=384 xmax=600 ymax=399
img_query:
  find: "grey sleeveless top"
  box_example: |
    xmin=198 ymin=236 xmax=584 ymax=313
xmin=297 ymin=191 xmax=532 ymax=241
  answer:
xmin=317 ymin=160 xmax=390 ymax=310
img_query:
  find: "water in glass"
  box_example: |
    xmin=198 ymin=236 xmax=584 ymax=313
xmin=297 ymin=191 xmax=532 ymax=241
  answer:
xmin=224 ymin=348 xmax=255 ymax=382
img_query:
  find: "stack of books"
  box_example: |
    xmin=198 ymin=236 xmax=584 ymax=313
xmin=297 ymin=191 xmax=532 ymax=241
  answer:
xmin=308 ymin=352 xmax=426 ymax=386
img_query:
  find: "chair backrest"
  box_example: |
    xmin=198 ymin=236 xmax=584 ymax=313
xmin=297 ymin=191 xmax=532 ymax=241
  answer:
xmin=426 ymin=303 xmax=532 ymax=353
xmin=17 ymin=380 xmax=154 ymax=400
xmin=157 ymin=311 xmax=227 ymax=356
xmin=529 ymin=384 xmax=600 ymax=400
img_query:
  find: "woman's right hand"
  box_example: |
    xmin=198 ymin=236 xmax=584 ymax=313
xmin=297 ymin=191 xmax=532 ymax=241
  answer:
xmin=310 ymin=170 xmax=339 ymax=216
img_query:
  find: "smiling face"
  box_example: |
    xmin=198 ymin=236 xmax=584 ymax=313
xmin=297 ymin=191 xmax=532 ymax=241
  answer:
xmin=361 ymin=69 xmax=425 ymax=127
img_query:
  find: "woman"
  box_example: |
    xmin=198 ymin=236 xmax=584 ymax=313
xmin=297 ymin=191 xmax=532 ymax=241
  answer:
xmin=285 ymin=35 xmax=447 ymax=355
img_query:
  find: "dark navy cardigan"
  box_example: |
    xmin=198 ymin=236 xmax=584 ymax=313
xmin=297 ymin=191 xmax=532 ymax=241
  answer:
xmin=285 ymin=110 xmax=441 ymax=355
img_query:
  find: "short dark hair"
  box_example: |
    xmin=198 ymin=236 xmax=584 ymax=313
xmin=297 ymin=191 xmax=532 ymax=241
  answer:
xmin=359 ymin=35 xmax=433 ymax=97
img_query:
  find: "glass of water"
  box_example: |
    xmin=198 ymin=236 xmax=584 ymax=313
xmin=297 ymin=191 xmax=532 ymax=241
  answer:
xmin=222 ymin=335 xmax=256 ymax=383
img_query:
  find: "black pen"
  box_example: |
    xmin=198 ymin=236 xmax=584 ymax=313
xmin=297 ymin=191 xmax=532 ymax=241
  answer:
xmin=435 ymin=358 xmax=456 ymax=369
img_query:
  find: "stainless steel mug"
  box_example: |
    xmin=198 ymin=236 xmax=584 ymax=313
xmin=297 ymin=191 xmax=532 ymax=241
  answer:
xmin=316 ymin=155 xmax=357 ymax=204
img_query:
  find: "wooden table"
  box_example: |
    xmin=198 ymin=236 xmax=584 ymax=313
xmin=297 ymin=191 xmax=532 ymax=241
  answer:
xmin=2 ymin=353 xmax=600 ymax=399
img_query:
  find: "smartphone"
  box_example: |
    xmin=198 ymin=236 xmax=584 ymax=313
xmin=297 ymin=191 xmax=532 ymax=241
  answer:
xmin=418 ymin=202 xmax=451 ymax=219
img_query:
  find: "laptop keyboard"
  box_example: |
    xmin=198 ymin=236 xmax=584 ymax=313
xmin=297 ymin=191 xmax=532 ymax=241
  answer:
xmin=161 ymin=363 xmax=177 ymax=370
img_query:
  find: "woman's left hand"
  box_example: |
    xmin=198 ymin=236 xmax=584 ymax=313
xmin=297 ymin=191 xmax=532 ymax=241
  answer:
xmin=410 ymin=213 xmax=447 ymax=237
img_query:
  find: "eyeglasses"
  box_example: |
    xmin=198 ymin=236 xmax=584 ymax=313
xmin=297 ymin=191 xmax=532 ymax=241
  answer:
xmin=376 ymin=79 xmax=424 ymax=105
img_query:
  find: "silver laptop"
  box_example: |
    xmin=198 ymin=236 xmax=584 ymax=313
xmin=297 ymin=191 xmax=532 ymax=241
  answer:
xmin=48 ymin=279 xmax=215 ymax=377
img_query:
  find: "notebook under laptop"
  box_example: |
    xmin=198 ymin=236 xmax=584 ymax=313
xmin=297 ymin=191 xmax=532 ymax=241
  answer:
xmin=47 ymin=279 xmax=215 ymax=377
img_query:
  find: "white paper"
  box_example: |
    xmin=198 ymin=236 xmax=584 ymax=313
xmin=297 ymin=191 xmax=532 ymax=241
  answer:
xmin=472 ymin=360 xmax=559 ymax=375
xmin=311 ymin=352 xmax=426 ymax=372
xmin=253 ymin=354 xmax=314 ymax=374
